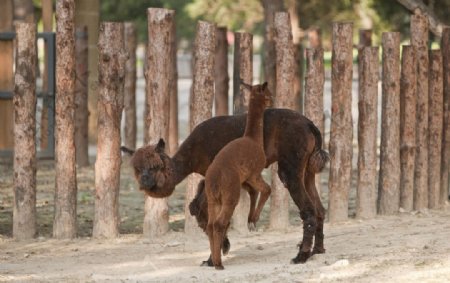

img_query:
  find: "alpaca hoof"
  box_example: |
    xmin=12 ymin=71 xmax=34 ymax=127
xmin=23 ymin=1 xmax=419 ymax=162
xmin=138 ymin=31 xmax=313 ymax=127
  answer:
xmin=290 ymin=251 xmax=311 ymax=264
xmin=222 ymin=238 xmax=230 ymax=255
xmin=312 ymin=247 xmax=326 ymax=255
xmin=248 ymin=222 xmax=256 ymax=231
xmin=215 ymin=265 xmax=225 ymax=270
xmin=201 ymin=257 xmax=214 ymax=267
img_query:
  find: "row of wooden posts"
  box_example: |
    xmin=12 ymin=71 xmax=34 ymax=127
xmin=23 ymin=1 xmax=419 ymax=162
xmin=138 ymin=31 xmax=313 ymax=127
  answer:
xmin=10 ymin=2 xmax=450 ymax=239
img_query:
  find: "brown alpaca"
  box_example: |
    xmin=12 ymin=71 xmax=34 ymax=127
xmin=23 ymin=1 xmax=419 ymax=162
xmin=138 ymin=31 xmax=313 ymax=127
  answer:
xmin=122 ymin=108 xmax=328 ymax=265
xmin=204 ymin=81 xmax=271 ymax=269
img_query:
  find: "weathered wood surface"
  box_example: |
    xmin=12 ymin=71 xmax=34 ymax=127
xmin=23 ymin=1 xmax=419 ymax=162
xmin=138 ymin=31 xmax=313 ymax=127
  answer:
xmin=13 ymin=22 xmax=37 ymax=239
xmin=441 ymin=28 xmax=450 ymax=206
xmin=328 ymin=22 xmax=353 ymax=222
xmin=123 ymin=22 xmax=137 ymax=150
xmin=357 ymin=46 xmax=379 ymax=218
xmin=214 ymin=27 xmax=229 ymax=116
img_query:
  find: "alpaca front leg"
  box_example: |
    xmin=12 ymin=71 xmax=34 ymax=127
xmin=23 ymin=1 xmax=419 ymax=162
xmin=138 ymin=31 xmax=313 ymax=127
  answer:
xmin=243 ymin=183 xmax=258 ymax=231
xmin=247 ymin=176 xmax=271 ymax=226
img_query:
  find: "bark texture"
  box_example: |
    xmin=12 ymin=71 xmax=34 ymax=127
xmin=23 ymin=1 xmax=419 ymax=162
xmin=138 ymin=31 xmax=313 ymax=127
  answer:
xmin=357 ymin=46 xmax=379 ymax=218
xmin=13 ymin=22 xmax=37 ymax=240
xmin=428 ymin=50 xmax=443 ymax=209
xmin=400 ymin=46 xmax=417 ymax=212
xmin=123 ymin=22 xmax=137 ymax=150
xmin=185 ymin=21 xmax=215 ymax=235
xmin=304 ymin=48 xmax=325 ymax=196
xmin=54 ymin=0 xmax=77 ymax=239
xmin=145 ymin=8 xmax=176 ymax=237
xmin=214 ymin=27 xmax=229 ymax=116
xmin=270 ymin=12 xmax=295 ymax=230
xmin=74 ymin=26 xmax=89 ymax=167
xmin=168 ymin=20 xmax=178 ymax=156
xmin=94 ymin=22 xmax=127 ymax=238
xmin=411 ymin=12 xmax=429 ymax=210
xmin=232 ymin=31 xmax=253 ymax=233
xmin=441 ymin=28 xmax=450 ymax=206
xmin=378 ymin=32 xmax=401 ymax=215
xmin=328 ymin=22 xmax=353 ymax=222
xmin=261 ymin=0 xmax=284 ymax=107
xmin=396 ymin=0 xmax=444 ymax=37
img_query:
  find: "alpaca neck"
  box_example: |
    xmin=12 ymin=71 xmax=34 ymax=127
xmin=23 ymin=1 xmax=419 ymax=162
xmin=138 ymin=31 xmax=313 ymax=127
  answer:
xmin=243 ymin=101 xmax=264 ymax=144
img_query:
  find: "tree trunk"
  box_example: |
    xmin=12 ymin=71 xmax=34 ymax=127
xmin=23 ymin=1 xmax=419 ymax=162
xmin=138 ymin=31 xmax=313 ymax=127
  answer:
xmin=304 ymin=47 xmax=325 ymax=196
xmin=94 ymin=22 xmax=126 ymax=239
xmin=261 ymin=0 xmax=284 ymax=107
xmin=270 ymin=12 xmax=295 ymax=230
xmin=328 ymin=22 xmax=353 ymax=223
xmin=185 ymin=21 xmax=215 ymax=235
xmin=428 ymin=50 xmax=443 ymax=209
xmin=378 ymin=32 xmax=401 ymax=215
xmin=144 ymin=8 xmax=175 ymax=237
xmin=13 ymin=22 xmax=37 ymax=240
xmin=40 ymin=0 xmax=53 ymax=150
xmin=214 ymin=26 xmax=229 ymax=116
xmin=396 ymin=0 xmax=444 ymax=37
xmin=0 ymin=0 xmax=14 ymax=151
xmin=411 ymin=12 xmax=429 ymax=210
xmin=232 ymin=31 xmax=253 ymax=233
xmin=441 ymin=28 xmax=450 ymax=206
xmin=400 ymin=45 xmax=417 ymax=212
xmin=168 ymin=20 xmax=178 ymax=156
xmin=123 ymin=22 xmax=137 ymax=150
xmin=356 ymin=46 xmax=379 ymax=218
xmin=74 ymin=26 xmax=89 ymax=167
xmin=287 ymin=0 xmax=303 ymax=113
xmin=53 ymin=0 xmax=77 ymax=239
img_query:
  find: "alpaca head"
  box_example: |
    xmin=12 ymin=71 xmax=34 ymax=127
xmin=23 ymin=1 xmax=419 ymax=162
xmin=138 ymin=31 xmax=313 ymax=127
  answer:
xmin=240 ymin=81 xmax=271 ymax=108
xmin=121 ymin=139 xmax=173 ymax=198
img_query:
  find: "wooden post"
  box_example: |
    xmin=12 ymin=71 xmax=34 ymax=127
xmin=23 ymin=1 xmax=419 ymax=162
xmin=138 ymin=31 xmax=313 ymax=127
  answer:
xmin=13 ymin=23 xmax=37 ymax=239
xmin=328 ymin=22 xmax=353 ymax=223
xmin=74 ymin=26 xmax=89 ymax=167
xmin=378 ymin=32 xmax=401 ymax=215
xmin=144 ymin=8 xmax=175 ymax=237
xmin=400 ymin=46 xmax=417 ymax=212
xmin=185 ymin=21 xmax=215 ymax=235
xmin=412 ymin=11 xmax=429 ymax=210
xmin=123 ymin=22 xmax=137 ymax=150
xmin=270 ymin=12 xmax=295 ymax=230
xmin=441 ymin=27 xmax=450 ymax=206
xmin=94 ymin=22 xmax=127 ymax=238
xmin=214 ymin=26 xmax=229 ymax=116
xmin=168 ymin=20 xmax=178 ymax=156
xmin=232 ymin=31 xmax=253 ymax=233
xmin=53 ymin=0 xmax=77 ymax=239
xmin=428 ymin=50 xmax=443 ymax=209
xmin=358 ymin=29 xmax=372 ymax=48
xmin=293 ymin=43 xmax=304 ymax=113
xmin=261 ymin=0 xmax=284 ymax=107
xmin=40 ymin=0 xmax=53 ymax=150
xmin=0 ymin=0 xmax=14 ymax=151
xmin=304 ymin=47 xmax=325 ymax=196
xmin=356 ymin=46 xmax=379 ymax=218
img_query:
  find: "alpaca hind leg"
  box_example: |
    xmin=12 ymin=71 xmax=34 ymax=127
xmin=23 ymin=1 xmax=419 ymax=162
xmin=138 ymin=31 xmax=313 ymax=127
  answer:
xmin=212 ymin=202 xmax=238 ymax=270
xmin=202 ymin=202 xmax=220 ymax=267
xmin=304 ymin=171 xmax=326 ymax=254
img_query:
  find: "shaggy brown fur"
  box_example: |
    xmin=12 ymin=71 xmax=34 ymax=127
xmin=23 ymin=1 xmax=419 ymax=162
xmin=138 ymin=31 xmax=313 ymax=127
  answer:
xmin=204 ymin=82 xmax=271 ymax=269
xmin=122 ymin=108 xmax=328 ymax=265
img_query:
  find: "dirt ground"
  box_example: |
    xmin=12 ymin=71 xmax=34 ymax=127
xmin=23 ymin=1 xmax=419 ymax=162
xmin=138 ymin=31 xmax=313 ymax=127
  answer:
xmin=1 ymin=159 xmax=450 ymax=283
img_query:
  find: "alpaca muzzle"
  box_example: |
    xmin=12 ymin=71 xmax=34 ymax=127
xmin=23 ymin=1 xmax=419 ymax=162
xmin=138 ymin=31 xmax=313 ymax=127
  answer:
xmin=140 ymin=172 xmax=156 ymax=190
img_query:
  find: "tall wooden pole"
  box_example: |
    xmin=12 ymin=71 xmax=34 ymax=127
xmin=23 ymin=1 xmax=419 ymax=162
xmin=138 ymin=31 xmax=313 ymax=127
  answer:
xmin=328 ymin=22 xmax=353 ymax=222
xmin=13 ymin=22 xmax=37 ymax=240
xmin=232 ymin=31 xmax=253 ymax=233
xmin=53 ymin=0 xmax=77 ymax=239
xmin=185 ymin=21 xmax=215 ymax=235
xmin=214 ymin=26 xmax=229 ymax=116
xmin=270 ymin=12 xmax=295 ymax=230
xmin=94 ymin=22 xmax=127 ymax=238
xmin=400 ymin=46 xmax=417 ymax=212
xmin=441 ymin=27 xmax=450 ymax=206
xmin=144 ymin=8 xmax=176 ymax=237
xmin=378 ymin=32 xmax=401 ymax=215
xmin=123 ymin=22 xmax=137 ymax=150
xmin=411 ymin=10 xmax=429 ymax=210
xmin=168 ymin=19 xmax=178 ymax=156
xmin=304 ymin=47 xmax=325 ymax=196
xmin=74 ymin=26 xmax=89 ymax=167
xmin=356 ymin=46 xmax=379 ymax=218
xmin=428 ymin=50 xmax=443 ymax=209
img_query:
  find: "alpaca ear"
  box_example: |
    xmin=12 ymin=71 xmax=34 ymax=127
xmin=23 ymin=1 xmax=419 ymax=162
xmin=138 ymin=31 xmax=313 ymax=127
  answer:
xmin=120 ymin=146 xmax=135 ymax=156
xmin=156 ymin=138 xmax=166 ymax=153
xmin=262 ymin=82 xmax=268 ymax=89
xmin=240 ymin=79 xmax=253 ymax=90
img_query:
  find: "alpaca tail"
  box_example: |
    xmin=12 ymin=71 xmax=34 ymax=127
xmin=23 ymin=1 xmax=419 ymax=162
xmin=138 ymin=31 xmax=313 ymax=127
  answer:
xmin=188 ymin=179 xmax=206 ymax=217
xmin=307 ymin=122 xmax=329 ymax=173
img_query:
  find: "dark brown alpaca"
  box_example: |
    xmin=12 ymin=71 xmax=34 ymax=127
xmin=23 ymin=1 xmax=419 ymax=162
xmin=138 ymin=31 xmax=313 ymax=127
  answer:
xmin=122 ymin=108 xmax=328 ymax=265
xmin=204 ymin=81 xmax=271 ymax=269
